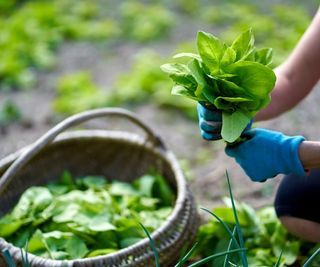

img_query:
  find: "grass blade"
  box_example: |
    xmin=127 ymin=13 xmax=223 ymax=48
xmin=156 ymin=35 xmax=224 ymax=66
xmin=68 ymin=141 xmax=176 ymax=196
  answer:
xmin=139 ymin=223 xmax=160 ymax=267
xmin=187 ymin=248 xmax=246 ymax=267
xmin=200 ymin=207 xmax=241 ymax=250
xmin=303 ymin=248 xmax=320 ymax=267
xmin=225 ymin=170 xmax=248 ymax=267
xmin=21 ymin=240 xmax=30 ymax=267
xmin=175 ymin=242 xmax=199 ymax=267
xmin=273 ymin=250 xmax=283 ymax=267
xmin=223 ymin=226 xmax=237 ymax=267
xmin=1 ymin=248 xmax=16 ymax=267
xmin=20 ymin=248 xmax=25 ymax=266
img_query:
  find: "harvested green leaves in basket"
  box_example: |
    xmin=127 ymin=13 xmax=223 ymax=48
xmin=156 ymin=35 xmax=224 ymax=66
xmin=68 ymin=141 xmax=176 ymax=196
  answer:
xmin=0 ymin=171 xmax=174 ymax=260
xmin=161 ymin=29 xmax=276 ymax=143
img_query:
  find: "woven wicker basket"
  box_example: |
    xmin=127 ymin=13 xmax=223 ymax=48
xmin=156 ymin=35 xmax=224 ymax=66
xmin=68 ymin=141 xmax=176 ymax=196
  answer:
xmin=0 ymin=108 xmax=199 ymax=267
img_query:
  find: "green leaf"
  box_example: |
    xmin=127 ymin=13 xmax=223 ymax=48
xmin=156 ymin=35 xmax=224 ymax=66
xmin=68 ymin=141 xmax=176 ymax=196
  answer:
xmin=188 ymin=59 xmax=207 ymax=89
xmin=282 ymin=241 xmax=300 ymax=265
xmin=214 ymin=96 xmax=253 ymax=112
xmin=28 ymin=229 xmax=47 ymax=253
xmin=0 ymin=215 xmax=26 ymax=237
xmin=188 ymin=59 xmax=211 ymax=99
xmin=11 ymin=187 xmax=53 ymax=219
xmin=212 ymin=207 xmax=248 ymax=226
xmin=231 ymin=28 xmax=255 ymax=61
xmin=171 ymin=85 xmax=199 ymax=101
xmin=160 ymin=63 xmax=194 ymax=80
xmin=52 ymin=203 xmax=80 ymax=223
xmin=79 ymin=176 xmax=107 ymax=189
xmin=109 ymin=181 xmax=140 ymax=196
xmin=202 ymin=80 xmax=220 ymax=104
xmin=65 ymin=236 xmax=88 ymax=259
xmin=215 ymin=79 xmax=248 ymax=98
xmin=238 ymin=97 xmax=270 ymax=112
xmin=94 ymin=231 xmax=118 ymax=249
xmin=221 ymin=47 xmax=236 ymax=66
xmin=197 ymin=31 xmax=225 ymax=71
xmin=255 ymin=48 xmax=273 ymax=66
xmin=222 ymin=110 xmax=251 ymax=143
xmin=224 ymin=61 xmax=276 ymax=100
xmin=173 ymin=52 xmax=202 ymax=61
xmin=153 ymin=174 xmax=174 ymax=206
xmin=134 ymin=175 xmax=156 ymax=197
xmin=88 ymin=217 xmax=116 ymax=232
xmin=160 ymin=63 xmax=197 ymax=92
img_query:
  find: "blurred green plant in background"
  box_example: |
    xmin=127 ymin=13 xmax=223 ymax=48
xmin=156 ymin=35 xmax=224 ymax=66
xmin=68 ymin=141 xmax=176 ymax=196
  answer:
xmin=201 ymin=2 xmax=311 ymax=66
xmin=53 ymin=71 xmax=109 ymax=115
xmin=0 ymin=0 xmax=315 ymax=93
xmin=0 ymin=99 xmax=21 ymax=128
xmin=0 ymin=0 xmax=120 ymax=91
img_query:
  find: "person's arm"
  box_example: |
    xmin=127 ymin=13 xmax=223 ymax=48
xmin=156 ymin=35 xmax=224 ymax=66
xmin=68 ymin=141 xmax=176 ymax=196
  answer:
xmin=256 ymin=7 xmax=320 ymax=121
xmin=299 ymin=141 xmax=320 ymax=170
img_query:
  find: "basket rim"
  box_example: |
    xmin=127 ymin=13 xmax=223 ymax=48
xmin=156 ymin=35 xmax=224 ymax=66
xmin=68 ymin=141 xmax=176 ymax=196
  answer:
xmin=0 ymin=129 xmax=192 ymax=265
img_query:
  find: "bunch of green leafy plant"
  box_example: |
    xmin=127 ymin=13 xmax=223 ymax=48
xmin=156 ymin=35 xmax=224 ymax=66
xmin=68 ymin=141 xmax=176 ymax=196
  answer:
xmin=161 ymin=29 xmax=276 ymax=143
xmin=0 ymin=171 xmax=174 ymax=260
xmin=193 ymin=198 xmax=320 ymax=266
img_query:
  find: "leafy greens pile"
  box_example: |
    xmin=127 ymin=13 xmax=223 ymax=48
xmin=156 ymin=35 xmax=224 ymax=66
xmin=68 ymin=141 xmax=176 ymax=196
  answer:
xmin=161 ymin=29 xmax=276 ymax=143
xmin=0 ymin=172 xmax=174 ymax=260
xmin=193 ymin=198 xmax=320 ymax=267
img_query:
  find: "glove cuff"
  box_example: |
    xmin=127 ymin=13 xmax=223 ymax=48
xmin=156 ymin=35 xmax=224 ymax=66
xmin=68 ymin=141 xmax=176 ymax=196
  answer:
xmin=280 ymin=135 xmax=306 ymax=176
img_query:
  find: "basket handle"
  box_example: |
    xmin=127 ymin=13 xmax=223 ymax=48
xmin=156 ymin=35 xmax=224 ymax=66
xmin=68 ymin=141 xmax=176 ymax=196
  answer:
xmin=0 ymin=108 xmax=165 ymax=194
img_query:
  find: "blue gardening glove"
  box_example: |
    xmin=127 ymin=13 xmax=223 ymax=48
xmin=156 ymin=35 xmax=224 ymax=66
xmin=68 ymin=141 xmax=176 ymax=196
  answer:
xmin=225 ymin=128 xmax=306 ymax=182
xmin=197 ymin=102 xmax=253 ymax=141
xmin=197 ymin=102 xmax=222 ymax=140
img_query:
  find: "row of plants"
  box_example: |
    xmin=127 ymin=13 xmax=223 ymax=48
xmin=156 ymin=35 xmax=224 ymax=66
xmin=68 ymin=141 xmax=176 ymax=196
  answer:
xmin=0 ymin=0 xmax=174 ymax=91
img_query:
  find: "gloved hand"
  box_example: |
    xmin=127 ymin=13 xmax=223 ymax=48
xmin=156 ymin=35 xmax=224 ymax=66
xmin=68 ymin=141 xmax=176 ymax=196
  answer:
xmin=197 ymin=102 xmax=222 ymax=140
xmin=197 ymin=102 xmax=252 ymax=141
xmin=225 ymin=128 xmax=306 ymax=182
